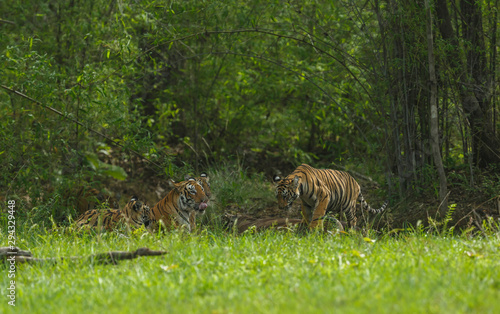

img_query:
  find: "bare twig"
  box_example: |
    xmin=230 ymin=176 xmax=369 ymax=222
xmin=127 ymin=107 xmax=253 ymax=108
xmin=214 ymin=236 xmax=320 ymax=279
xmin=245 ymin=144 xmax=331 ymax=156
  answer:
xmin=0 ymin=19 xmax=16 ymax=25
xmin=452 ymin=195 xmax=500 ymax=229
xmin=1 ymin=247 xmax=167 ymax=265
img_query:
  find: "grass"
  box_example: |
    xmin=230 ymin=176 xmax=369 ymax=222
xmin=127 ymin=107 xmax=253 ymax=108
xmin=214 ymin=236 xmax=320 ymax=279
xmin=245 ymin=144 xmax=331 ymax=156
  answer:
xmin=2 ymin=224 xmax=500 ymax=313
xmin=207 ymin=162 xmax=276 ymax=210
xmin=2 ymin=163 xmax=499 ymax=313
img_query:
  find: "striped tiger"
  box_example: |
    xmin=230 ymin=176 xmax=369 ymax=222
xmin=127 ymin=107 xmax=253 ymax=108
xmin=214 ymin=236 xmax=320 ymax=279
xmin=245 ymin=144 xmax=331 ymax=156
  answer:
xmin=75 ymin=196 xmax=149 ymax=231
xmin=185 ymin=172 xmax=212 ymax=209
xmin=273 ymin=164 xmax=387 ymax=229
xmin=143 ymin=178 xmax=209 ymax=232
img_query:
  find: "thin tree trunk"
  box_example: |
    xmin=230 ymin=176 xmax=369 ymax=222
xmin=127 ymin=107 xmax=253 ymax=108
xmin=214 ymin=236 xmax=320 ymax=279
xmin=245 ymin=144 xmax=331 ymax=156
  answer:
xmin=425 ymin=0 xmax=448 ymax=214
xmin=460 ymin=0 xmax=500 ymax=167
xmin=373 ymin=0 xmax=395 ymax=199
xmin=436 ymin=0 xmax=500 ymax=168
xmin=489 ymin=0 xmax=498 ymax=138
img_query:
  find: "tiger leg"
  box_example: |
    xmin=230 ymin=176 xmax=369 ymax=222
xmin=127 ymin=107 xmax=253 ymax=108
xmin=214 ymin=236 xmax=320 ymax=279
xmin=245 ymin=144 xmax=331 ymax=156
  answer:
xmin=309 ymin=193 xmax=330 ymax=229
xmin=189 ymin=211 xmax=196 ymax=233
xmin=345 ymin=201 xmax=358 ymax=229
xmin=300 ymin=202 xmax=313 ymax=225
xmin=298 ymin=203 xmax=314 ymax=231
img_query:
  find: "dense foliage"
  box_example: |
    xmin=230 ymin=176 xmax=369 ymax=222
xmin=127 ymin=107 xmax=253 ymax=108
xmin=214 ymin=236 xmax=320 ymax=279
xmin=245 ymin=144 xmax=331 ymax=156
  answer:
xmin=1 ymin=0 xmax=499 ymax=224
xmin=1 ymin=2 xmax=499 ymax=312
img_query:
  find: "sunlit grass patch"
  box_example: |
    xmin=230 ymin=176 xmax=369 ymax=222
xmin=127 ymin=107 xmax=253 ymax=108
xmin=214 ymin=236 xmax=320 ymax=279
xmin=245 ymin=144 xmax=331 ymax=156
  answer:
xmin=2 ymin=227 xmax=500 ymax=313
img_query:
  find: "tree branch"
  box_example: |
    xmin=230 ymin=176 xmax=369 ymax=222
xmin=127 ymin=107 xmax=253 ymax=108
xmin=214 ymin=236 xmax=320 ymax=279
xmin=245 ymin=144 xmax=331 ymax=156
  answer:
xmin=1 ymin=247 xmax=167 ymax=265
xmin=0 ymin=19 xmax=16 ymax=25
xmin=0 ymin=84 xmax=163 ymax=170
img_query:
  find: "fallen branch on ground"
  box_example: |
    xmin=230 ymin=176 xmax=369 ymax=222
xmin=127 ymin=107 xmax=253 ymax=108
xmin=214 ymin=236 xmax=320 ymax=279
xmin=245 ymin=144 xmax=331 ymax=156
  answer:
xmin=0 ymin=247 xmax=167 ymax=265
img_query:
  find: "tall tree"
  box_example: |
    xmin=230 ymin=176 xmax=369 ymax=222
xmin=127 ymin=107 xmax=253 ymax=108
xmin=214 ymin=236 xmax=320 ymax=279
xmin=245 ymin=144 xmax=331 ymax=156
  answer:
xmin=426 ymin=0 xmax=448 ymax=213
xmin=436 ymin=0 xmax=500 ymax=168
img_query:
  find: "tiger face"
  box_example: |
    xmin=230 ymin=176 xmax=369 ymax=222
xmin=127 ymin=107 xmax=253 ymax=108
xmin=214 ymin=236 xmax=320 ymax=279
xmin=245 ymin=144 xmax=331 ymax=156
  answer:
xmin=179 ymin=179 xmax=209 ymax=215
xmin=273 ymin=175 xmax=301 ymax=210
xmin=145 ymin=178 xmax=209 ymax=232
xmin=197 ymin=172 xmax=211 ymax=200
xmin=185 ymin=172 xmax=211 ymax=213
xmin=122 ymin=196 xmax=150 ymax=228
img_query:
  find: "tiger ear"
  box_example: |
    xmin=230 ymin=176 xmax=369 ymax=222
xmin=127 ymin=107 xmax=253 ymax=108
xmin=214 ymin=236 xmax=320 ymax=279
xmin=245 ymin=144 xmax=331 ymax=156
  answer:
xmin=292 ymin=176 xmax=300 ymax=189
xmin=130 ymin=196 xmax=138 ymax=202
xmin=167 ymin=179 xmax=177 ymax=190
xmin=273 ymin=175 xmax=281 ymax=185
xmin=200 ymin=172 xmax=209 ymax=183
xmin=171 ymin=181 xmax=185 ymax=193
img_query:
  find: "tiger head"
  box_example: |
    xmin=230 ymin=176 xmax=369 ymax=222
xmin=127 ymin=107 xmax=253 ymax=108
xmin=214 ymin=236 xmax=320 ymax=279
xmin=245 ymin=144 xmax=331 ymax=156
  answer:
xmin=176 ymin=178 xmax=209 ymax=215
xmin=185 ymin=172 xmax=212 ymax=208
xmin=273 ymin=175 xmax=301 ymax=210
xmin=122 ymin=196 xmax=150 ymax=228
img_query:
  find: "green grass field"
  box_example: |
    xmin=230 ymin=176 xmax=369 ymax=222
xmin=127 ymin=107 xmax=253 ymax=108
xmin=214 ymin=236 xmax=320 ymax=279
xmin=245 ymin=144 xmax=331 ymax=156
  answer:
xmin=2 ymin=225 xmax=500 ymax=314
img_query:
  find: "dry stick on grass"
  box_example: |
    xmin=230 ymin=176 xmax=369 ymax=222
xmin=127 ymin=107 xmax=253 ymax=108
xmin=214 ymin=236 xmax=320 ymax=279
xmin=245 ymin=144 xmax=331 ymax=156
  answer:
xmin=1 ymin=247 xmax=167 ymax=265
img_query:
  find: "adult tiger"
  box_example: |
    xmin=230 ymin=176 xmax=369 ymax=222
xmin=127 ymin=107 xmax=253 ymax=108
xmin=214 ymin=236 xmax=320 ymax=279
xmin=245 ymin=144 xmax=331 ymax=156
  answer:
xmin=273 ymin=164 xmax=387 ymax=229
xmin=185 ymin=172 xmax=212 ymax=209
xmin=143 ymin=178 xmax=209 ymax=232
xmin=75 ymin=196 xmax=149 ymax=231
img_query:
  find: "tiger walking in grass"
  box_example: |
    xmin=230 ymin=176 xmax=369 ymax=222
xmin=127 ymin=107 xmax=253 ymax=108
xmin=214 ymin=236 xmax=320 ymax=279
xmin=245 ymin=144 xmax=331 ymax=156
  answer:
xmin=273 ymin=164 xmax=387 ymax=229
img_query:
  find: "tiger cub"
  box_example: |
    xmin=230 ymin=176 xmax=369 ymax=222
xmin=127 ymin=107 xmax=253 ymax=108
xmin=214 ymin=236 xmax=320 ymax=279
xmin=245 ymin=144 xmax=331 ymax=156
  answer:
xmin=75 ymin=196 xmax=148 ymax=231
xmin=143 ymin=178 xmax=209 ymax=232
xmin=274 ymin=164 xmax=387 ymax=229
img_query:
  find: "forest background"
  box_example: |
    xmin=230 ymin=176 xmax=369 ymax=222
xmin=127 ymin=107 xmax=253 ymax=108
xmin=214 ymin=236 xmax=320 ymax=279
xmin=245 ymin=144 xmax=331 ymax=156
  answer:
xmin=1 ymin=0 xmax=499 ymax=230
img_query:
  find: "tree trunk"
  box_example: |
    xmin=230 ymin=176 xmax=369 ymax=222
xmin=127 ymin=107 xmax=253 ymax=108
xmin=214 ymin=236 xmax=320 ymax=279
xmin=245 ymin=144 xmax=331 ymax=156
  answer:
xmin=425 ymin=0 xmax=448 ymax=213
xmin=436 ymin=0 xmax=500 ymax=168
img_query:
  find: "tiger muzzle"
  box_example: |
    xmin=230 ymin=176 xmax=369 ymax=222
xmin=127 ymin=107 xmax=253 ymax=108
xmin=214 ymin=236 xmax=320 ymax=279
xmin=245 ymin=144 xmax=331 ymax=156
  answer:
xmin=197 ymin=197 xmax=209 ymax=214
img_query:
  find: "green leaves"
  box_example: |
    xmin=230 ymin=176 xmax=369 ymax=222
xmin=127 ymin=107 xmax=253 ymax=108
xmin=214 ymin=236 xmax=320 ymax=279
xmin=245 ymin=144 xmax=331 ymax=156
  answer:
xmin=101 ymin=165 xmax=128 ymax=181
xmin=85 ymin=153 xmax=128 ymax=180
xmin=85 ymin=153 xmax=101 ymax=171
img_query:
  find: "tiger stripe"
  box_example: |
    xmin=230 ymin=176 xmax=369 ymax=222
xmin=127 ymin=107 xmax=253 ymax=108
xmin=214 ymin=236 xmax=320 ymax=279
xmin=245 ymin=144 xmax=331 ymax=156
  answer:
xmin=75 ymin=196 xmax=149 ymax=231
xmin=185 ymin=172 xmax=212 ymax=212
xmin=143 ymin=179 xmax=209 ymax=233
xmin=274 ymin=164 xmax=387 ymax=229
